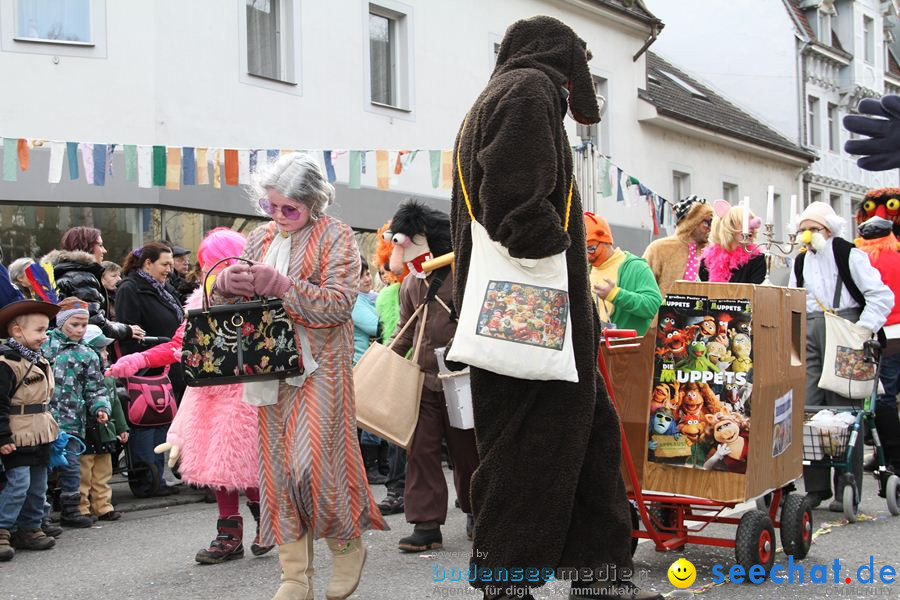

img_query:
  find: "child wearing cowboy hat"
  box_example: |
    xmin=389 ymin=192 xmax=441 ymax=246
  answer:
xmin=0 ymin=264 xmax=61 ymax=561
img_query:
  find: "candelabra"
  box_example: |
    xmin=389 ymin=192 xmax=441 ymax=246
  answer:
xmin=740 ymin=224 xmax=800 ymax=286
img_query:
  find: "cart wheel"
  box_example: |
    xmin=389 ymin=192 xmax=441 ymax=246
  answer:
xmin=735 ymin=510 xmax=776 ymax=575
xmin=128 ymin=460 xmax=159 ymax=498
xmin=649 ymin=504 xmax=683 ymax=550
xmin=885 ymin=475 xmax=899 ymax=517
xmin=629 ymin=502 xmax=639 ymax=556
xmin=779 ymin=494 xmax=813 ymax=559
xmin=842 ymin=484 xmax=857 ymax=523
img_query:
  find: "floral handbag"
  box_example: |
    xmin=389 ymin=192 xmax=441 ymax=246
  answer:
xmin=181 ymin=257 xmax=304 ymax=387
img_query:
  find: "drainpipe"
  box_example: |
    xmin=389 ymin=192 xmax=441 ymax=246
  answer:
xmin=633 ymin=21 xmax=661 ymax=62
xmin=797 ymin=36 xmax=811 ymax=211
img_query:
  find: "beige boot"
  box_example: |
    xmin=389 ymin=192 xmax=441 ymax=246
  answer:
xmin=304 ymin=534 xmax=315 ymax=600
xmin=272 ymin=535 xmax=311 ymax=600
xmin=325 ymin=537 xmax=366 ymax=600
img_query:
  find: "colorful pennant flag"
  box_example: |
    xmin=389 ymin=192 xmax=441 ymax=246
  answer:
xmin=92 ymin=143 xmax=106 ymax=186
xmin=48 ymin=141 xmax=65 ymax=183
xmin=323 ymin=150 xmax=336 ymax=183
xmin=122 ymin=144 xmax=137 ymax=182
xmin=429 ymin=150 xmax=441 ymax=188
xmin=440 ymin=150 xmax=452 ymax=189
xmin=152 ymin=145 xmax=166 ymax=186
xmin=375 ymin=149 xmax=389 ymax=190
xmin=182 ymin=147 xmax=195 ymax=185
xmin=166 ymin=147 xmax=181 ymax=190
xmin=80 ymin=143 xmax=94 ymax=185
xmin=237 ymin=149 xmax=250 ymax=185
xmin=224 ymin=149 xmax=239 ymax=186
xmin=66 ymin=142 xmax=79 ymax=180
xmin=196 ymin=148 xmax=209 ymax=185
xmin=3 ymin=138 xmax=17 ymax=181
xmin=137 ymin=145 xmax=152 ymax=188
xmin=349 ymin=150 xmax=362 ymax=189
xmin=17 ymin=139 xmax=29 ymax=172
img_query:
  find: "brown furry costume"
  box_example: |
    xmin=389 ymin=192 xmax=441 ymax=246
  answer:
xmin=642 ymin=202 xmax=714 ymax=297
xmin=451 ymin=16 xmax=633 ymax=593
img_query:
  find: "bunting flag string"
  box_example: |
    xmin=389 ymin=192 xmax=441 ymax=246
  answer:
xmin=2 ymin=135 xmax=669 ymax=217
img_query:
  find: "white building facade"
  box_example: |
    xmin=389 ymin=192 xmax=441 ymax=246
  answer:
xmin=648 ymin=0 xmax=900 ymax=238
xmin=0 ymin=0 xmax=812 ymax=261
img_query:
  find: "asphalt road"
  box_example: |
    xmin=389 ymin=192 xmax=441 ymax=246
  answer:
xmin=2 ymin=468 xmax=898 ymax=600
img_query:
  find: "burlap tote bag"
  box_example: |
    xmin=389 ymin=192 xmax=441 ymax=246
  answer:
xmin=354 ymin=303 xmax=428 ymax=448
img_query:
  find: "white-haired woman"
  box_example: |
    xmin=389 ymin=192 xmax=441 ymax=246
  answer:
xmin=8 ymin=257 xmax=35 ymax=299
xmin=213 ymin=153 xmax=387 ymax=600
xmin=789 ymin=201 xmax=893 ymax=513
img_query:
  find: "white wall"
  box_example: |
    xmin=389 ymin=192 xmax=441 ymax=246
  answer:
xmin=645 ymin=0 xmax=800 ymax=141
xmin=0 ymin=0 xmax=649 ymax=204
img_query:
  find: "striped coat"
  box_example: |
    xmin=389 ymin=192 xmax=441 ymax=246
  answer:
xmin=241 ymin=218 xmax=388 ymax=545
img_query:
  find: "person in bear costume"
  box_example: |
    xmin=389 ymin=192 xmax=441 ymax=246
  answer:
xmin=450 ymin=16 xmax=660 ymax=600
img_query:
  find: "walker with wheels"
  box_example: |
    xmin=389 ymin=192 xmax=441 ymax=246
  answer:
xmin=801 ymin=339 xmax=900 ymax=521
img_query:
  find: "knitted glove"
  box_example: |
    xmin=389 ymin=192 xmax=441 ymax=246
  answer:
xmin=216 ymin=263 xmax=255 ymax=297
xmin=250 ymin=263 xmax=292 ymax=298
xmin=844 ymin=95 xmax=900 ymax=171
xmin=106 ymin=353 xmax=148 ymax=378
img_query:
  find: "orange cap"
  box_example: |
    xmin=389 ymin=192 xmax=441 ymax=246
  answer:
xmin=583 ymin=212 xmax=614 ymax=245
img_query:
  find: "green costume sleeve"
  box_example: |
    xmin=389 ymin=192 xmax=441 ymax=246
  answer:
xmin=610 ymin=254 xmax=663 ymax=335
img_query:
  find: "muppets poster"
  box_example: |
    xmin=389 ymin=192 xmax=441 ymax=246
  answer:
xmin=648 ymin=295 xmax=753 ymax=474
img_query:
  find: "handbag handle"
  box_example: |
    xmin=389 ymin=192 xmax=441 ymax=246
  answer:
xmin=456 ymin=114 xmax=574 ymax=230
xmin=201 ymin=256 xmax=268 ymax=313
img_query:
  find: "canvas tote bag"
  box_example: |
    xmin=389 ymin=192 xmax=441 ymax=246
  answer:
xmin=446 ymin=120 xmax=578 ymax=382
xmin=354 ymin=303 xmax=428 ymax=448
xmin=816 ymin=277 xmax=882 ymax=399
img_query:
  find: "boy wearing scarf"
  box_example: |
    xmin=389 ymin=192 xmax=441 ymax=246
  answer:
xmin=0 ymin=266 xmax=61 ymax=561
xmin=42 ymin=297 xmax=111 ymax=528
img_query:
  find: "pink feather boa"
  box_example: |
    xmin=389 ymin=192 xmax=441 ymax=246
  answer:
xmin=701 ymin=243 xmax=761 ymax=283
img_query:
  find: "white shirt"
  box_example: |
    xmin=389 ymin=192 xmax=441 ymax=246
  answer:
xmin=788 ymin=238 xmax=894 ymax=333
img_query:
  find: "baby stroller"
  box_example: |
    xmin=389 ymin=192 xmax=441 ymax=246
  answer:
xmin=802 ymin=339 xmax=900 ymax=521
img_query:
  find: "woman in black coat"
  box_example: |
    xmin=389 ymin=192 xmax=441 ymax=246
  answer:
xmin=42 ymin=227 xmax=144 ymax=343
xmin=115 ymin=242 xmax=185 ymax=496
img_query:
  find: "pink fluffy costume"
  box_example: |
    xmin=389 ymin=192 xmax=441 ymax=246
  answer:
xmin=108 ymin=228 xmax=268 ymax=564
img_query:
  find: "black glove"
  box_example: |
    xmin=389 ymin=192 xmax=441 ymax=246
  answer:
xmin=844 ymin=95 xmax=900 ymax=171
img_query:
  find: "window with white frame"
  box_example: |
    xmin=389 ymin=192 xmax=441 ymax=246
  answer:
xmin=576 ymin=76 xmax=610 ymax=155
xmin=722 ymin=182 xmax=738 ymax=203
xmin=246 ymin=0 xmax=296 ymax=83
xmin=830 ymin=192 xmax=842 ymax=215
xmin=807 ymin=96 xmax=820 ymax=147
xmin=827 ymin=102 xmax=839 ymax=152
xmin=809 ymin=188 xmax=823 ymax=206
xmin=818 ymin=9 xmax=832 ymax=45
xmin=15 ymin=0 xmax=91 ymax=44
xmin=673 ymin=171 xmax=691 ymax=201
xmin=864 ymin=15 xmax=874 ymax=64
xmin=368 ymin=4 xmax=410 ymax=110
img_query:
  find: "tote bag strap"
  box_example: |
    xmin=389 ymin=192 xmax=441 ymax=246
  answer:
xmin=455 ymin=114 xmax=574 ymax=230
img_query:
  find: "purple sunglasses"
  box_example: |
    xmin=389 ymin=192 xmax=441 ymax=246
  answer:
xmin=258 ymin=197 xmax=305 ymax=220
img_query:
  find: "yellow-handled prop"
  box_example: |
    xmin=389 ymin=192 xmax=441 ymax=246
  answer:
xmin=421 ymin=252 xmax=454 ymax=273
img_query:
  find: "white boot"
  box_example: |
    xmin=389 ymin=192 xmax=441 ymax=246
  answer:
xmin=325 ymin=537 xmax=366 ymax=600
xmin=272 ymin=535 xmax=311 ymax=600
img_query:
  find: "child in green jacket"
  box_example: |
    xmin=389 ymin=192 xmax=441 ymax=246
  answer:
xmin=79 ymin=325 xmax=128 ymax=521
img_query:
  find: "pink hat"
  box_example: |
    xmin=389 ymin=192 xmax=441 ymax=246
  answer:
xmin=196 ymin=228 xmax=247 ymax=271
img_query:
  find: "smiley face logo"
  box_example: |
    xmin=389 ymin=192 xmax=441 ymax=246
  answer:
xmin=667 ymin=558 xmax=696 ymax=588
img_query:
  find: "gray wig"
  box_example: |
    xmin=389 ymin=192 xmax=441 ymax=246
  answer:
xmin=252 ymin=152 xmax=335 ymax=220
xmin=8 ymin=257 xmax=35 ymax=285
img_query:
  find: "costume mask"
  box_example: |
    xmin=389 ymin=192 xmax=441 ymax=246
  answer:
xmin=385 ymin=230 xmax=432 ymax=279
xmin=800 ymin=229 xmax=827 ymax=253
